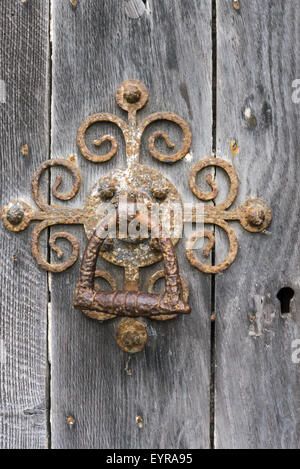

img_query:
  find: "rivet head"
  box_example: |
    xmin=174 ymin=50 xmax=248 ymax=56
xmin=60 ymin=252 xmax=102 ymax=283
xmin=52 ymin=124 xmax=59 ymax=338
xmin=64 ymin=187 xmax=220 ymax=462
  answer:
xmin=240 ymin=199 xmax=272 ymax=233
xmin=7 ymin=203 xmax=24 ymax=225
xmin=247 ymin=206 xmax=265 ymax=226
xmin=124 ymin=85 xmax=142 ymax=104
xmin=98 ymin=182 xmax=115 ymax=200
xmin=116 ymin=319 xmax=148 ymax=353
xmin=152 ymin=182 xmax=169 ymax=200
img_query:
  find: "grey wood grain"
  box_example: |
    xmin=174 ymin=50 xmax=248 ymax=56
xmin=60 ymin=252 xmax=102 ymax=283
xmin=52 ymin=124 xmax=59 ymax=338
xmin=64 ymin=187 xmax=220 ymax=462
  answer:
xmin=0 ymin=0 xmax=49 ymax=449
xmin=215 ymin=0 xmax=300 ymax=449
xmin=124 ymin=0 xmax=147 ymax=19
xmin=50 ymin=0 xmax=212 ymax=449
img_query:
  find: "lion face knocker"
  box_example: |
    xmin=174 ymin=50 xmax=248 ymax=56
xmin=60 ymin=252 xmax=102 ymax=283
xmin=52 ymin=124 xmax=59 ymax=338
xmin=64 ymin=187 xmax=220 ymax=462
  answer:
xmin=1 ymin=79 xmax=272 ymax=352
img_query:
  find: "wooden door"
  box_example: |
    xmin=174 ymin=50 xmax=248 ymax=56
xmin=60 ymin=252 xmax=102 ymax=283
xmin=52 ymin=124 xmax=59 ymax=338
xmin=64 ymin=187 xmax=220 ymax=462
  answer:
xmin=0 ymin=0 xmax=299 ymax=449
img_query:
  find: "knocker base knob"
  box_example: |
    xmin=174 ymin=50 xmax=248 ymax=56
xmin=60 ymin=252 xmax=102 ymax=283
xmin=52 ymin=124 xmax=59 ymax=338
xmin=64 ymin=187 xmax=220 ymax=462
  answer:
xmin=116 ymin=319 xmax=148 ymax=353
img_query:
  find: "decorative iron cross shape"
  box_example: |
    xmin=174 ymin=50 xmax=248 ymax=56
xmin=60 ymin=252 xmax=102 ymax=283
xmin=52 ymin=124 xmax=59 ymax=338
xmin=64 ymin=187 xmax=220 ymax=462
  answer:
xmin=1 ymin=80 xmax=272 ymax=349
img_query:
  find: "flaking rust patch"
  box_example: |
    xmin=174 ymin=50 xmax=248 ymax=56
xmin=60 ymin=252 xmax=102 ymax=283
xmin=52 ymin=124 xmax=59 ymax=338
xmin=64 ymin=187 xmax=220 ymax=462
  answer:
xmin=136 ymin=415 xmax=143 ymax=428
xmin=21 ymin=144 xmax=29 ymax=156
xmin=233 ymin=1 xmax=240 ymax=11
xmin=230 ymin=140 xmax=239 ymax=156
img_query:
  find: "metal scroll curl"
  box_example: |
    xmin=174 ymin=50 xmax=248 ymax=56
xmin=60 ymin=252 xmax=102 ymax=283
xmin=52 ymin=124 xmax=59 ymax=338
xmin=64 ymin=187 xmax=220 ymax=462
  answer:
xmin=1 ymin=157 xmax=86 ymax=273
xmin=32 ymin=158 xmax=82 ymax=210
xmin=186 ymin=221 xmax=238 ymax=274
xmin=77 ymin=113 xmax=130 ymax=163
xmin=138 ymin=112 xmax=192 ymax=163
xmin=186 ymin=156 xmax=272 ymax=274
xmin=31 ymin=158 xmax=84 ymax=272
xmin=188 ymin=157 xmax=239 ymax=209
xmin=31 ymin=220 xmax=80 ymax=273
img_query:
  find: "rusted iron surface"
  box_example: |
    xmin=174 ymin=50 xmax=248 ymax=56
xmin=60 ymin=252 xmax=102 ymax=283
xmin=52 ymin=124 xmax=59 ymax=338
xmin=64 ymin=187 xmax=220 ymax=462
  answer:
xmin=1 ymin=81 xmax=190 ymax=281
xmin=185 ymin=157 xmax=272 ymax=273
xmin=73 ymin=213 xmax=191 ymax=318
xmin=1 ymin=81 xmax=272 ymax=280
xmin=83 ymin=270 xmax=117 ymax=321
xmin=116 ymin=318 xmax=148 ymax=354
xmin=1 ymin=80 xmax=272 ymax=350
xmin=83 ymin=165 xmax=183 ymax=274
xmin=2 ymin=157 xmax=86 ymax=272
xmin=147 ymin=269 xmax=189 ymax=321
xmin=32 ymin=157 xmax=82 ymax=209
xmin=189 ymin=157 xmax=239 ymax=209
xmin=77 ymin=79 xmax=191 ymax=166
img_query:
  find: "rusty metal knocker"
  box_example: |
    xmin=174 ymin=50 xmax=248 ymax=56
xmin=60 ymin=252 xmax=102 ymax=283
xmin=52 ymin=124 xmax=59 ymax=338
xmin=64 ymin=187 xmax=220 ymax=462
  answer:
xmin=73 ymin=212 xmax=191 ymax=319
xmin=1 ymin=79 xmax=272 ymax=353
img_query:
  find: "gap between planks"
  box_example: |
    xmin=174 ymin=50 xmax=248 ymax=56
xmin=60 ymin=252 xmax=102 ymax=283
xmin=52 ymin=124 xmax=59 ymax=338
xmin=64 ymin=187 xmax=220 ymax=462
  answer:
xmin=210 ymin=0 xmax=217 ymax=450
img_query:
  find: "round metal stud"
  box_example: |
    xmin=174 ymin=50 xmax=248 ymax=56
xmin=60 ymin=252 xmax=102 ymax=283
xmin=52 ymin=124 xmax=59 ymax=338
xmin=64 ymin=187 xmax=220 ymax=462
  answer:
xmin=152 ymin=181 xmax=169 ymax=200
xmin=240 ymin=199 xmax=272 ymax=233
xmin=124 ymin=84 xmax=142 ymax=104
xmin=116 ymin=318 xmax=148 ymax=353
xmin=1 ymin=200 xmax=32 ymax=232
xmin=6 ymin=203 xmax=24 ymax=225
xmin=115 ymin=79 xmax=149 ymax=112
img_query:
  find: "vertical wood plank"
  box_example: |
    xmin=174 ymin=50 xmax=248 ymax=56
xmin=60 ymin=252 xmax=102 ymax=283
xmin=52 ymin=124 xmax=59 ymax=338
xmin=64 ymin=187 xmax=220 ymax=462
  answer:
xmin=50 ymin=0 xmax=212 ymax=448
xmin=0 ymin=0 xmax=50 ymax=448
xmin=215 ymin=0 xmax=300 ymax=448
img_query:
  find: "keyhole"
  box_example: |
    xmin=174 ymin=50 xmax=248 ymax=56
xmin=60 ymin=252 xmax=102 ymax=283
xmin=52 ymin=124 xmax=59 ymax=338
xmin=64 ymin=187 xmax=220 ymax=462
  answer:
xmin=277 ymin=287 xmax=294 ymax=315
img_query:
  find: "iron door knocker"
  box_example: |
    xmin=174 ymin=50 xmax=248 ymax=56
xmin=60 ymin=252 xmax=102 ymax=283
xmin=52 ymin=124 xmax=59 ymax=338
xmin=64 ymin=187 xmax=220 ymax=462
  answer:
xmin=1 ymin=80 xmax=272 ymax=352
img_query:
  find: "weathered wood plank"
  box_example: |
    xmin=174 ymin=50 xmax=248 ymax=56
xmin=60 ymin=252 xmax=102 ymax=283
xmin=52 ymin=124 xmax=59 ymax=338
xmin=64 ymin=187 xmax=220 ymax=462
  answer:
xmin=50 ymin=0 xmax=212 ymax=448
xmin=215 ymin=0 xmax=300 ymax=448
xmin=0 ymin=0 xmax=49 ymax=449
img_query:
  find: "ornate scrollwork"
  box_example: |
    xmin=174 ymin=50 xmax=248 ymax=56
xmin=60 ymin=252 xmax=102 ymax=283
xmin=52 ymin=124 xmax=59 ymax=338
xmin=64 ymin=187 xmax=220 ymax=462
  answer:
xmin=1 ymin=157 xmax=86 ymax=272
xmin=185 ymin=156 xmax=272 ymax=274
xmin=32 ymin=158 xmax=82 ymax=210
xmin=77 ymin=113 xmax=130 ymax=163
xmin=31 ymin=220 xmax=80 ymax=273
xmin=1 ymin=80 xmax=272 ymax=281
xmin=77 ymin=79 xmax=192 ymax=166
xmin=1 ymin=79 xmax=273 ymax=351
xmin=189 ymin=157 xmax=239 ymax=209
xmin=139 ymin=112 xmax=192 ymax=163
xmin=186 ymin=222 xmax=238 ymax=274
